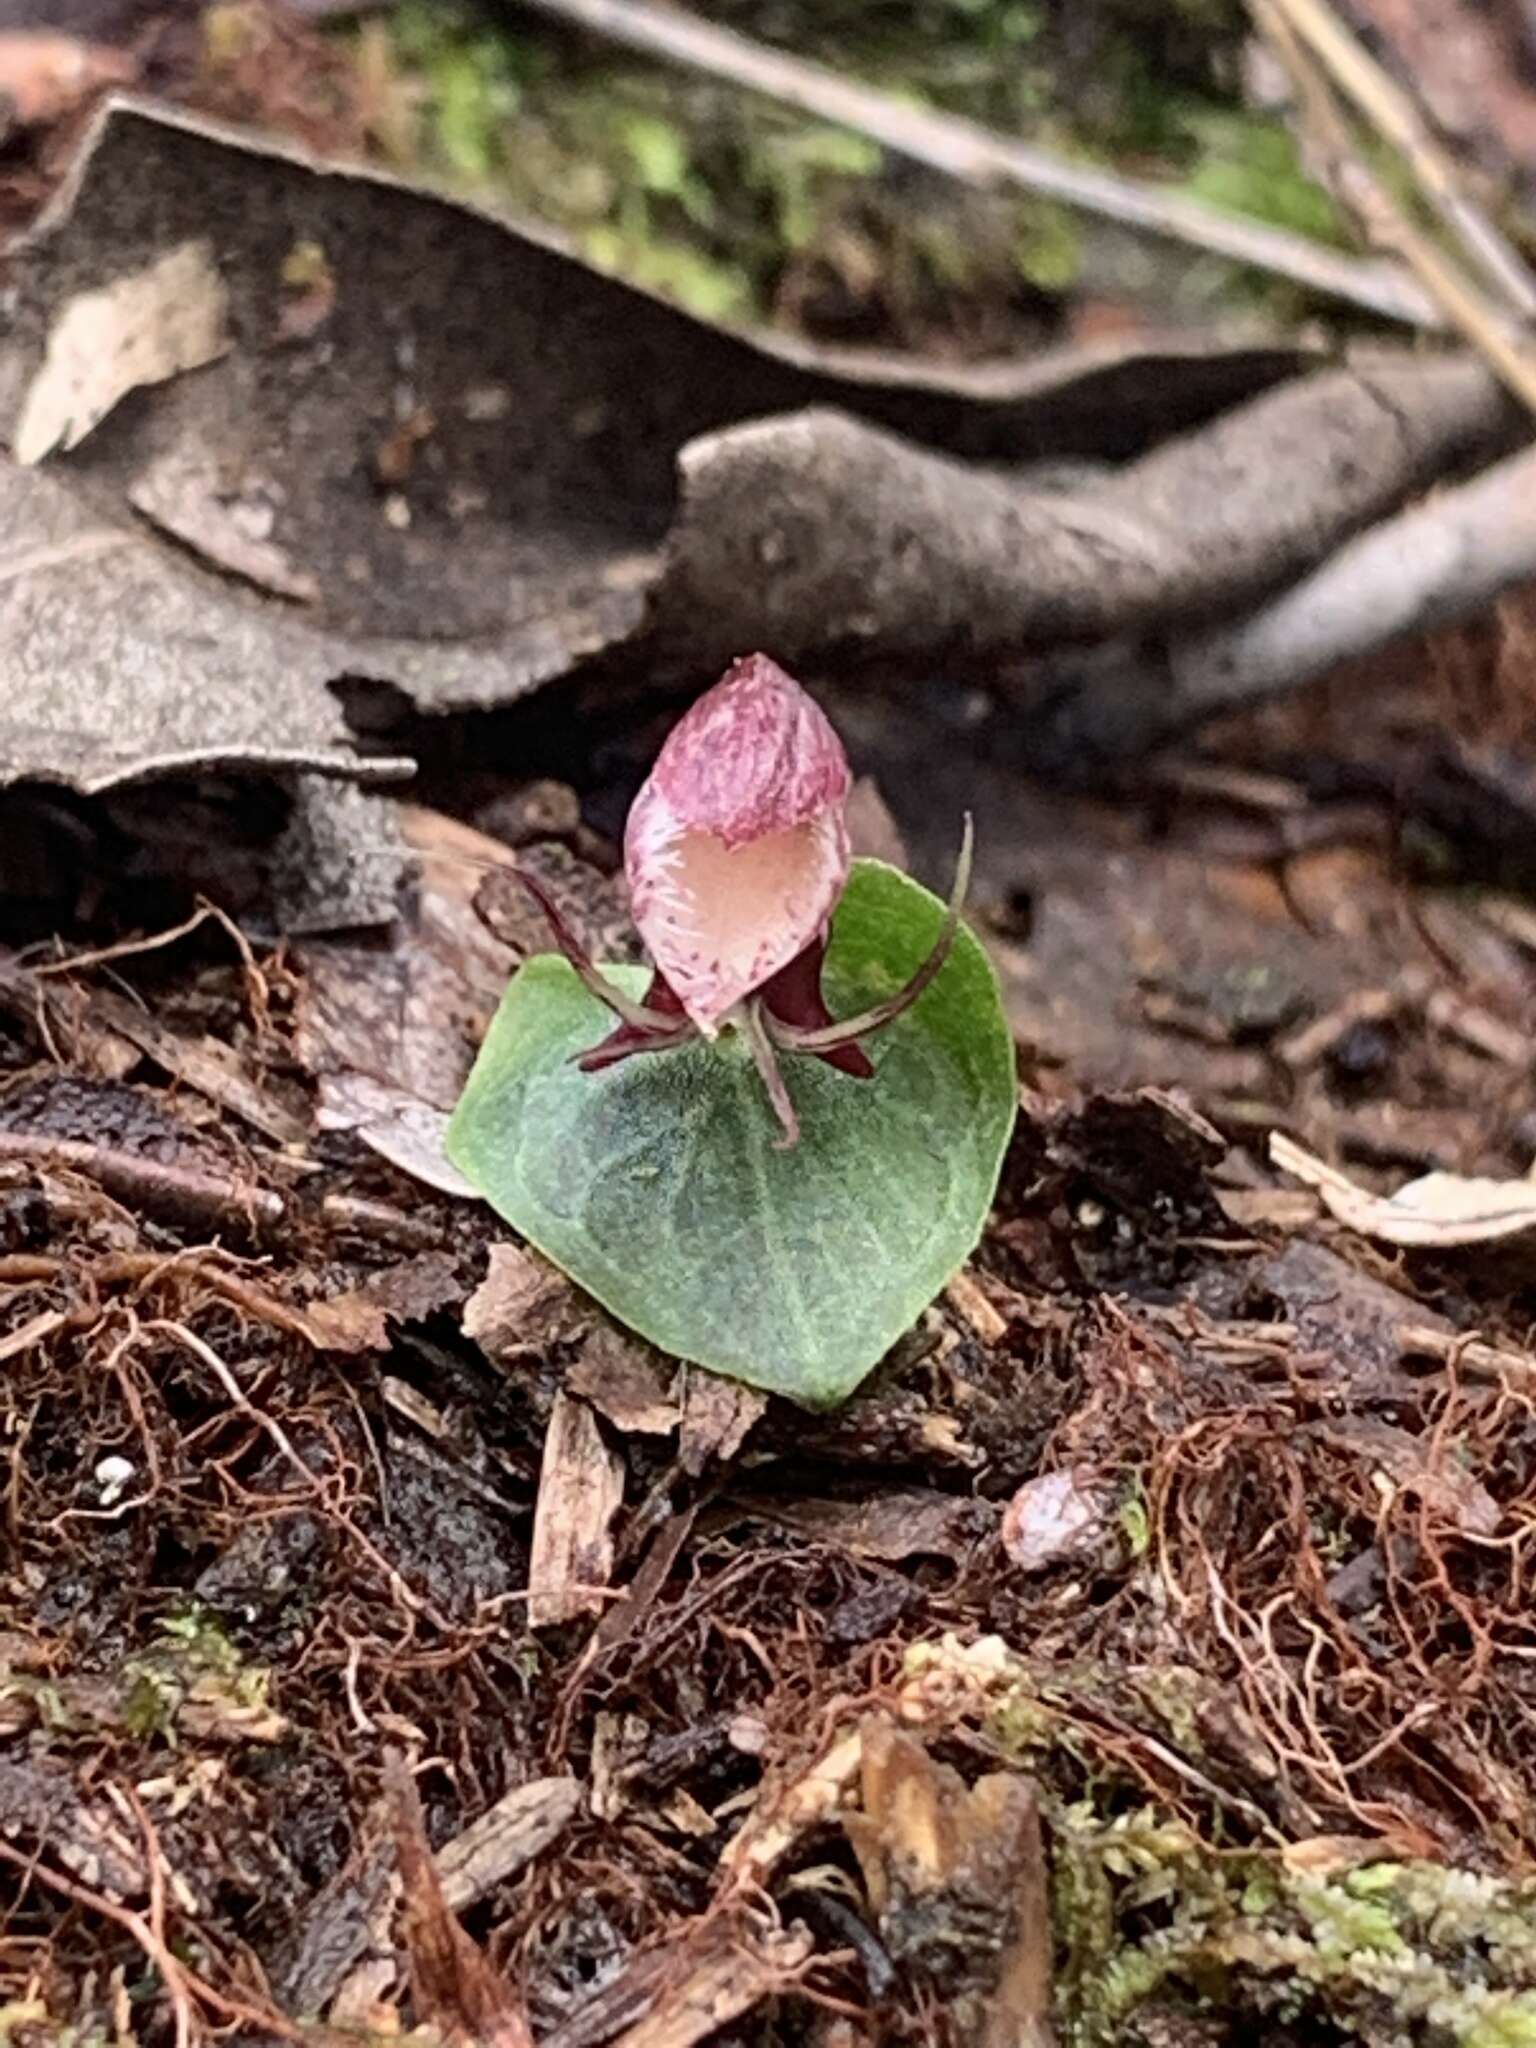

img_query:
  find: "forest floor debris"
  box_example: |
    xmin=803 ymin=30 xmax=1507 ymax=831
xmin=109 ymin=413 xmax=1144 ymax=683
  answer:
xmin=2 ymin=5 xmax=1536 ymax=2041
xmin=2 ymin=739 xmax=1536 ymax=2042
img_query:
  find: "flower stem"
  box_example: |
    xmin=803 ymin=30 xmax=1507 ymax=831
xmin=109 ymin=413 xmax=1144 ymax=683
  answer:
xmin=737 ymin=999 xmax=801 ymax=1151
xmin=507 ymin=865 xmax=690 ymax=1034
xmin=765 ymin=814 xmax=974 ymax=1055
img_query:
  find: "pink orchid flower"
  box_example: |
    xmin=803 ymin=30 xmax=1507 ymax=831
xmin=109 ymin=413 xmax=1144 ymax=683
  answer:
xmin=514 ymin=653 xmax=971 ymax=1149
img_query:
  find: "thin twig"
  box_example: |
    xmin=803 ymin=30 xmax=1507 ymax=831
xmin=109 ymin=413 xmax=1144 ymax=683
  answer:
xmin=1400 ymin=1324 xmax=1536 ymax=1392
xmin=1254 ymin=0 xmax=1536 ymax=413
xmin=0 ymin=1309 xmax=67 ymax=1363
xmin=0 ymin=1131 xmax=284 ymax=1231
xmin=1264 ymin=0 xmax=1536 ymax=319
xmin=514 ymin=0 xmax=1438 ymax=327
xmin=32 ymin=902 xmax=223 ymax=978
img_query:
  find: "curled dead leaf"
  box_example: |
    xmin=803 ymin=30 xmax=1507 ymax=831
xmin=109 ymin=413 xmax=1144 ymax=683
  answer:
xmin=1271 ymin=1132 xmax=1536 ymax=1247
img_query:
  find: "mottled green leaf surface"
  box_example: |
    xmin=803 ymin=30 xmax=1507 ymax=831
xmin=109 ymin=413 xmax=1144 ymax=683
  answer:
xmin=446 ymin=860 xmax=1016 ymax=1406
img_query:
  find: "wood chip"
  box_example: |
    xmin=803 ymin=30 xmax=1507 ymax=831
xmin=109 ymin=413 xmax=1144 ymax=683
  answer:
xmin=437 ymin=1777 xmax=582 ymax=1911
xmin=528 ymin=1394 xmax=625 ymax=1629
xmin=943 ymin=1268 xmax=1010 ymax=1345
xmin=721 ymin=1731 xmax=864 ymax=1887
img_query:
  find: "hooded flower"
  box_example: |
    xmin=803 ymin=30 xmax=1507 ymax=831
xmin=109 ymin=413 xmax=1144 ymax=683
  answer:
xmin=507 ymin=652 xmax=971 ymax=1149
xmin=624 ymin=653 xmax=851 ymax=1037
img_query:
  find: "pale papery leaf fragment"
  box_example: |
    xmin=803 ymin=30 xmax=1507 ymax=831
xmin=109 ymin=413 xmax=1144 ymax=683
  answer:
xmin=13 ymin=241 xmax=229 ymax=466
xmin=1270 ymin=1132 xmax=1536 ymax=1247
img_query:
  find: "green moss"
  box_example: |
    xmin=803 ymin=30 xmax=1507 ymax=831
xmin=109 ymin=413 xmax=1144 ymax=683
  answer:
xmin=1465 ymin=1999 xmax=1536 ymax=2048
xmin=337 ymin=0 xmax=1351 ymax=343
xmin=120 ymin=1606 xmax=271 ymax=1745
xmin=1179 ymin=106 xmax=1347 ymax=243
xmin=899 ymin=1637 xmax=1536 ymax=2046
xmin=1058 ymin=1836 xmax=1536 ymax=2046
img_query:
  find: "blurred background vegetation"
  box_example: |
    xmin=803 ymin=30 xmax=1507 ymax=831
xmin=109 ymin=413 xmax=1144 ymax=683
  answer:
xmin=319 ymin=0 xmax=1348 ymax=351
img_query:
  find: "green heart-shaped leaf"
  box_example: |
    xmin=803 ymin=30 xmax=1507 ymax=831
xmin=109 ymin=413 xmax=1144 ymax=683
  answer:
xmin=446 ymin=859 xmax=1016 ymax=1408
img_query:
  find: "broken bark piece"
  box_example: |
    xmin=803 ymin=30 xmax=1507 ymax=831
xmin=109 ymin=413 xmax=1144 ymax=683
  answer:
xmin=385 ymin=1754 xmax=534 ymax=2048
xmin=943 ymin=1267 xmax=1011 ymax=1345
xmin=294 ymin=1289 xmax=393 ymax=1354
xmin=273 ymin=1829 xmax=396 ymax=2021
xmin=527 ymin=1393 xmax=625 ymax=1629
xmin=0 ymin=1758 xmax=146 ymax=1900
xmin=436 ymin=1777 xmax=583 ymax=1912
xmin=845 ymin=1722 xmax=1054 ymax=2047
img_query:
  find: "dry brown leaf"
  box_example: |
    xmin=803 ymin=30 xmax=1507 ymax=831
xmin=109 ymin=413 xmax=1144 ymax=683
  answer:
xmin=1271 ymin=1131 xmax=1536 ymax=1245
xmin=300 ymin=1292 xmax=393 ymax=1356
xmin=1312 ymin=1417 xmax=1501 ymax=1537
xmin=678 ymin=1370 xmax=767 ymax=1475
xmin=463 ymin=1242 xmax=588 ymax=1361
xmin=567 ymin=1323 xmax=680 ymax=1436
xmin=738 ymin=1487 xmax=994 ymax=1565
